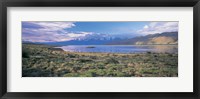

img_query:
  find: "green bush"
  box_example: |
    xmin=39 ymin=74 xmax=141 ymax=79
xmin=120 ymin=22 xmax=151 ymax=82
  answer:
xmin=22 ymin=50 xmax=29 ymax=58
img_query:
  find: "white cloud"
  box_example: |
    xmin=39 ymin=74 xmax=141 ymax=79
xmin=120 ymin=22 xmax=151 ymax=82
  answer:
xmin=137 ymin=22 xmax=178 ymax=35
xmin=143 ymin=25 xmax=149 ymax=29
xmin=29 ymin=22 xmax=75 ymax=31
xmin=67 ymin=32 xmax=93 ymax=38
xmin=22 ymin=22 xmax=93 ymax=42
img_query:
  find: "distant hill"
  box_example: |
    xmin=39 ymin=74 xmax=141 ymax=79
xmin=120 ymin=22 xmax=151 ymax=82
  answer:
xmin=23 ymin=33 xmax=122 ymax=46
xmin=26 ymin=35 xmax=126 ymax=46
xmin=23 ymin=32 xmax=178 ymax=46
xmin=40 ymin=38 xmax=123 ymax=46
xmin=107 ymin=32 xmax=178 ymax=45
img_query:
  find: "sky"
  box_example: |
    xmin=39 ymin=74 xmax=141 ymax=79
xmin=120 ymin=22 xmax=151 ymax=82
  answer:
xmin=22 ymin=21 xmax=178 ymax=42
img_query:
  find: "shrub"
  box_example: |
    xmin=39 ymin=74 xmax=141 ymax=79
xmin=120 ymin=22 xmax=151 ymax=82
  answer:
xmin=147 ymin=51 xmax=152 ymax=54
xmin=78 ymin=58 xmax=93 ymax=63
xmin=22 ymin=50 xmax=30 ymax=58
xmin=105 ymin=58 xmax=119 ymax=64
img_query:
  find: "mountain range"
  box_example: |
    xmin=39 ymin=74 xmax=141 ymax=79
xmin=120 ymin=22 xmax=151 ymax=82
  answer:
xmin=23 ymin=32 xmax=178 ymax=45
xmin=30 ymin=33 xmax=127 ymax=46
xmin=107 ymin=32 xmax=178 ymax=45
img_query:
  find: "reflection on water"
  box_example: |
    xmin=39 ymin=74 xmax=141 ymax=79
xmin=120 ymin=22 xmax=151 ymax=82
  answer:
xmin=58 ymin=45 xmax=178 ymax=54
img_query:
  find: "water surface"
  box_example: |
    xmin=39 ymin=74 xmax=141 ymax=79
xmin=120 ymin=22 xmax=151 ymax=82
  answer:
xmin=58 ymin=45 xmax=178 ymax=54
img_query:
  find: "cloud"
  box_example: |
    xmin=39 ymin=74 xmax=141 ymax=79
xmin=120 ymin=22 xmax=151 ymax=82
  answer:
xmin=28 ymin=22 xmax=75 ymax=30
xmin=22 ymin=22 xmax=93 ymax=42
xmin=67 ymin=32 xmax=92 ymax=38
xmin=137 ymin=22 xmax=178 ymax=35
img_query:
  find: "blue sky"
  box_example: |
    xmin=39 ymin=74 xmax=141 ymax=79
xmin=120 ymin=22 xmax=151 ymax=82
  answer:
xmin=67 ymin=22 xmax=148 ymax=34
xmin=22 ymin=21 xmax=178 ymax=42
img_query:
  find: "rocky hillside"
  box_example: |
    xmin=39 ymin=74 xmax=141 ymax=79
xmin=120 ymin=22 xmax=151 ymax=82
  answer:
xmin=107 ymin=32 xmax=178 ymax=45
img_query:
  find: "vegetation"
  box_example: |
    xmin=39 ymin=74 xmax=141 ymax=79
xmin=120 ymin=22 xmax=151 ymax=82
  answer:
xmin=22 ymin=44 xmax=178 ymax=77
xmin=86 ymin=46 xmax=95 ymax=48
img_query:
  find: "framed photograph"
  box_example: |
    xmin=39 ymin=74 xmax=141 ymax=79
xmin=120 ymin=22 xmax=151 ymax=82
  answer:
xmin=0 ymin=0 xmax=199 ymax=99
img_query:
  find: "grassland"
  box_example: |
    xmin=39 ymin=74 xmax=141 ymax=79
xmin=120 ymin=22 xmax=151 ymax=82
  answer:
xmin=22 ymin=44 xmax=178 ymax=77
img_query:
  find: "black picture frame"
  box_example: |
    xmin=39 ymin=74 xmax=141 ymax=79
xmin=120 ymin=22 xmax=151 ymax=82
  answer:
xmin=0 ymin=0 xmax=199 ymax=99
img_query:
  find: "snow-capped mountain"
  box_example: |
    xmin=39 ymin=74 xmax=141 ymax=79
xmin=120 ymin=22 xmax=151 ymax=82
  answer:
xmin=35 ymin=33 xmax=128 ymax=46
